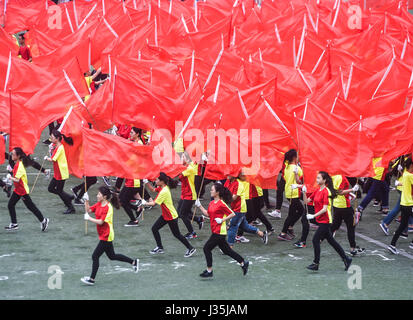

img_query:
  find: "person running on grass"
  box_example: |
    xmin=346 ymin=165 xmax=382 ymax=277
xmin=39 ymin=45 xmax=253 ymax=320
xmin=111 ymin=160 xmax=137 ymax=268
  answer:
xmin=388 ymin=157 xmax=413 ymax=255
xmin=81 ymin=186 xmax=139 ymax=286
xmin=142 ymin=173 xmax=196 ymax=258
xmin=224 ymin=175 xmax=268 ymax=247
xmin=331 ymin=174 xmax=365 ymax=256
xmin=302 ymin=171 xmax=352 ymax=271
xmin=178 ymin=153 xmax=204 ymax=240
xmin=5 ymin=147 xmax=49 ymax=232
xmin=195 ymin=182 xmax=250 ymax=278
xmin=278 ymin=149 xmax=309 ymax=247
xmin=44 ymin=129 xmax=75 ymax=214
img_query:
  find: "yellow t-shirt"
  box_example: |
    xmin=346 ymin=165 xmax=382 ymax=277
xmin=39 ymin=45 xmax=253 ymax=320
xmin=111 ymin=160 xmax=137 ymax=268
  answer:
xmin=372 ymin=157 xmax=385 ymax=181
xmin=284 ymin=163 xmax=303 ymax=199
xmin=400 ymin=171 xmax=413 ymax=207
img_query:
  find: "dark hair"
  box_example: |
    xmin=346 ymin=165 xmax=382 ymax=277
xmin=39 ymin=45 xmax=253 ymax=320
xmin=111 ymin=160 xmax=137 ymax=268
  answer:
xmin=13 ymin=147 xmax=31 ymax=167
xmin=318 ymin=171 xmax=337 ymax=199
xmin=212 ymin=183 xmax=233 ymax=206
xmin=284 ymin=149 xmax=298 ymax=163
xmin=19 ymin=34 xmax=25 ymax=40
xmin=158 ymin=172 xmax=178 ymax=189
xmin=51 ymin=129 xmax=73 ymax=146
xmin=405 ymin=157 xmax=413 ymax=171
xmin=98 ymin=186 xmax=120 ymax=209
xmin=131 ymin=127 xmax=145 ymax=144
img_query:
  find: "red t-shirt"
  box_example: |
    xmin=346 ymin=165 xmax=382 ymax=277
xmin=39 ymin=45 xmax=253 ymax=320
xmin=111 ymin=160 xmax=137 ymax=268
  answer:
xmin=249 ymin=184 xmax=258 ymax=198
xmin=90 ymin=202 xmax=113 ymax=241
xmin=224 ymin=179 xmax=241 ymax=212
xmin=309 ymin=187 xmax=332 ymax=224
xmin=18 ymin=46 xmax=32 ymax=61
xmin=117 ymin=124 xmax=131 ymax=139
xmin=207 ymin=199 xmax=233 ymax=235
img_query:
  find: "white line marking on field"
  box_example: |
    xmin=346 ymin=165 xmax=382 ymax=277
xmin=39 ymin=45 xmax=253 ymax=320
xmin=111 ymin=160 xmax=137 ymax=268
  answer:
xmin=0 ymin=276 xmax=8 ymax=280
xmin=288 ymin=254 xmax=302 ymax=260
xmin=172 ymin=262 xmax=185 ymax=270
xmin=0 ymin=253 xmax=15 ymax=259
xmin=23 ymin=271 xmax=39 ymax=275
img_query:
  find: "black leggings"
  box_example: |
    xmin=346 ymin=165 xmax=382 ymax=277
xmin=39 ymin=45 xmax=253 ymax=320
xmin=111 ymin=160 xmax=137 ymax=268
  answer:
xmin=48 ymin=178 xmax=73 ymax=208
xmin=276 ymin=176 xmax=285 ymax=210
xmin=331 ymin=207 xmax=356 ymax=248
xmin=115 ymin=177 xmax=124 ymax=190
xmin=312 ymin=223 xmax=347 ymax=264
xmin=391 ymin=205 xmax=413 ymax=246
xmin=151 ymin=216 xmax=192 ymax=250
xmin=72 ymin=176 xmax=98 ymax=200
xmin=90 ymin=240 xmax=133 ymax=279
xmin=203 ymin=233 xmax=244 ymax=268
xmin=281 ymin=198 xmax=307 ymax=233
xmin=178 ymin=199 xmax=201 ymax=234
xmin=243 ymin=198 xmax=273 ymax=231
xmin=8 ymin=192 xmax=44 ymax=224
xmin=119 ymin=186 xmax=140 ymax=221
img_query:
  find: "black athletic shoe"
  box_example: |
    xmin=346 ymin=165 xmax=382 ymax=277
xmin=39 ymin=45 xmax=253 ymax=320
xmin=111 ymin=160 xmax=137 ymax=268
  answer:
xmin=306 ymin=263 xmax=319 ymax=271
xmin=80 ymin=277 xmax=95 ymax=286
xmin=199 ymin=270 xmax=213 ymax=278
xmin=344 ymin=256 xmax=352 ymax=271
xmin=5 ymin=223 xmax=19 ymax=231
xmin=400 ymin=232 xmax=408 ymax=239
xmin=150 ymin=247 xmax=164 ymax=254
xmin=262 ymin=230 xmax=268 ymax=245
xmin=133 ymin=259 xmax=139 ymax=273
xmin=184 ymin=247 xmax=196 ymax=258
xmin=241 ymin=260 xmax=249 ymax=275
xmin=350 ymin=246 xmax=366 ymax=256
xmin=63 ymin=207 xmax=76 ymax=214
xmin=124 ymin=220 xmax=139 ymax=227
xmin=41 ymin=218 xmax=49 ymax=232
xmin=185 ymin=232 xmax=198 ymax=240
xmin=287 ymin=229 xmax=295 ymax=239
xmin=294 ymin=241 xmax=306 ymax=248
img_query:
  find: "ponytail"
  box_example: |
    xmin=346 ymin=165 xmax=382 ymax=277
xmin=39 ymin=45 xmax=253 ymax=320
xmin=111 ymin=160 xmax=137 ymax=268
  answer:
xmin=213 ymin=182 xmax=233 ymax=206
xmin=98 ymin=186 xmax=120 ymax=209
xmin=319 ymin=171 xmax=337 ymax=199
xmin=51 ymin=129 xmax=73 ymax=146
xmin=13 ymin=147 xmax=32 ymax=168
xmin=158 ymin=172 xmax=178 ymax=189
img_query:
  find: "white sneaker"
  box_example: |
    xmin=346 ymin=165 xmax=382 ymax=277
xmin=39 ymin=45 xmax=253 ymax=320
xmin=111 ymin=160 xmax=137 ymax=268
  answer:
xmin=133 ymin=259 xmax=140 ymax=273
xmin=44 ymin=169 xmax=51 ymax=179
xmin=268 ymin=210 xmax=281 ymax=219
xmin=80 ymin=277 xmax=95 ymax=285
xmin=235 ymin=236 xmax=250 ymax=243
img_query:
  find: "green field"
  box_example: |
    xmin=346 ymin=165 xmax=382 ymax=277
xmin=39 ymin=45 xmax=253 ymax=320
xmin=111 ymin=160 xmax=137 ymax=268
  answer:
xmin=0 ymin=131 xmax=412 ymax=300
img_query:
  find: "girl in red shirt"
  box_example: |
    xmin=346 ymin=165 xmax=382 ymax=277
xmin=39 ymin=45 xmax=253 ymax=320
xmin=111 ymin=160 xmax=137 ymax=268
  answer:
xmin=195 ymin=183 xmax=249 ymax=278
xmin=81 ymin=186 xmax=139 ymax=286
xmin=303 ymin=171 xmax=352 ymax=271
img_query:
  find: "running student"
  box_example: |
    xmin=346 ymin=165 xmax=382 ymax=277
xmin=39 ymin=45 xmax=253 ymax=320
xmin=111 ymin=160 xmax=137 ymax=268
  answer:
xmin=278 ymin=149 xmax=309 ymax=246
xmin=388 ymin=157 xmax=413 ymax=254
xmin=195 ymin=183 xmax=250 ymax=278
xmin=81 ymin=186 xmax=139 ymax=285
xmin=224 ymin=175 xmax=268 ymax=247
xmin=303 ymin=171 xmax=352 ymax=271
xmin=331 ymin=175 xmax=365 ymax=256
xmin=178 ymin=154 xmax=204 ymax=240
xmin=119 ymin=127 xmax=147 ymax=227
xmin=143 ymin=173 xmax=196 ymax=258
xmin=45 ymin=130 xmax=75 ymax=214
xmin=5 ymin=148 xmax=49 ymax=232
